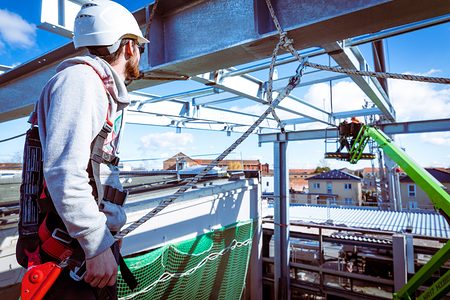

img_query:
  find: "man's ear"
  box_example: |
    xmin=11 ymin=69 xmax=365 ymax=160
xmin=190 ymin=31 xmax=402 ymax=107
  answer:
xmin=124 ymin=40 xmax=135 ymax=58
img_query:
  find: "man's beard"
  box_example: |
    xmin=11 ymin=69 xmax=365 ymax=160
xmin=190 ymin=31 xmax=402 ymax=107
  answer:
xmin=125 ymin=56 xmax=140 ymax=82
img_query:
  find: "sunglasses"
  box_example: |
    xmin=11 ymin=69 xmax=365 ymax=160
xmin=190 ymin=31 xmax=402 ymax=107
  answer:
xmin=136 ymin=42 xmax=145 ymax=54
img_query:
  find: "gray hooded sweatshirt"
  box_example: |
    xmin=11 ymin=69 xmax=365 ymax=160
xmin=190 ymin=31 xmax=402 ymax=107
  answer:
xmin=37 ymin=55 xmax=128 ymax=259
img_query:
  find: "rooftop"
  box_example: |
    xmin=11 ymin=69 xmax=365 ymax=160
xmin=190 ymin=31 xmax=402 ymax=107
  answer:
xmin=308 ymin=169 xmax=362 ymax=181
xmin=266 ymin=204 xmax=450 ymax=238
xmin=400 ymin=168 xmax=450 ymax=183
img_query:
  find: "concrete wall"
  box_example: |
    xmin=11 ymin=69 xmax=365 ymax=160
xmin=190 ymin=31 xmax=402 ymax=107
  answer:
xmin=262 ymin=176 xmax=274 ymax=194
xmin=123 ymin=179 xmax=260 ymax=254
xmin=0 ymin=178 xmax=262 ymax=292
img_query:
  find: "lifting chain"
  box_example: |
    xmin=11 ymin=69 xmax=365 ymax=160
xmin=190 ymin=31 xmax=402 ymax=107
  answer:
xmin=115 ymin=0 xmax=307 ymax=240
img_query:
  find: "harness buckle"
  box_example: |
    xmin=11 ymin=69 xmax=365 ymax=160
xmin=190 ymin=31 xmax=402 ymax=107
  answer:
xmin=51 ymin=228 xmax=72 ymax=245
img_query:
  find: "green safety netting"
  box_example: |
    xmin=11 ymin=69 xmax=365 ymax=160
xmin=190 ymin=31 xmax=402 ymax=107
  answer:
xmin=117 ymin=220 xmax=256 ymax=300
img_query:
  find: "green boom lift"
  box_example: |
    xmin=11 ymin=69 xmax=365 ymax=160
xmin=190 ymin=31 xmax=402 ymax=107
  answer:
xmin=328 ymin=123 xmax=450 ymax=299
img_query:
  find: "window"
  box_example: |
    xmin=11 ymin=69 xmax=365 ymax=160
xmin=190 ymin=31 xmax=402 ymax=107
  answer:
xmin=409 ymin=201 xmax=418 ymax=209
xmin=313 ymin=183 xmax=320 ymax=189
xmin=344 ymin=198 xmax=353 ymax=205
xmin=327 ymin=198 xmax=337 ymax=205
xmin=344 ymin=183 xmax=352 ymax=190
xmin=327 ymin=182 xmax=332 ymax=194
xmin=408 ymin=184 xmax=416 ymax=197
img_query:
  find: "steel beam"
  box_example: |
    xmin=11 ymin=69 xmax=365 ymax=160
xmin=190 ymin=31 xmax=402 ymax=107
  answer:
xmin=225 ymin=15 xmax=450 ymax=78
xmin=193 ymin=71 xmax=333 ymax=125
xmin=259 ymin=118 xmax=450 ymax=143
xmin=127 ymin=96 xmax=282 ymax=132
xmin=393 ymin=234 xmax=408 ymax=291
xmin=0 ymin=65 xmax=12 ymax=73
xmin=282 ymin=108 xmax=382 ymax=126
xmin=1 ymin=0 xmax=449 ymax=122
xmin=138 ymin=0 xmax=450 ymax=79
xmin=323 ymin=42 xmax=396 ymax=121
xmin=273 ymin=139 xmax=290 ymax=300
xmin=0 ymin=44 xmax=83 ymax=122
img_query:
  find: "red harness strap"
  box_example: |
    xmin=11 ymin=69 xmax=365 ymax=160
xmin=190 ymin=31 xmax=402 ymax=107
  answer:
xmin=38 ymin=215 xmax=73 ymax=262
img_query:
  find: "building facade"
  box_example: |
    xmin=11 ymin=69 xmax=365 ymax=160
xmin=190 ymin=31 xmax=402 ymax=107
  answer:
xmin=399 ymin=168 xmax=450 ymax=210
xmin=163 ymin=152 xmax=269 ymax=173
xmin=289 ymin=169 xmax=316 ymax=192
xmin=307 ymin=169 xmax=363 ymax=206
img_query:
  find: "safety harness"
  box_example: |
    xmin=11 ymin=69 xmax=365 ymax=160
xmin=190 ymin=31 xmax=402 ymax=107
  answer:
xmin=18 ymin=66 xmax=136 ymax=299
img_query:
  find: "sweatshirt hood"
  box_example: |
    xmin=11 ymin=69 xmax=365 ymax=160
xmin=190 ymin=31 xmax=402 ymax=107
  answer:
xmin=57 ymin=55 xmax=130 ymax=104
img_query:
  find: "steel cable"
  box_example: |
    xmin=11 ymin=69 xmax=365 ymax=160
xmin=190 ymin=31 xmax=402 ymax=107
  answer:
xmin=115 ymin=4 xmax=306 ymax=240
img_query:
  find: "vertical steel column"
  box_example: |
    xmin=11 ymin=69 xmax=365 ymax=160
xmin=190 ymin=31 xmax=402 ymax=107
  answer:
xmin=58 ymin=0 xmax=65 ymax=27
xmin=393 ymin=234 xmax=408 ymax=291
xmin=372 ymin=40 xmax=389 ymax=95
xmin=385 ymin=155 xmax=401 ymax=210
xmin=406 ymin=234 xmax=415 ymax=275
xmin=378 ymin=149 xmax=390 ymax=209
xmin=273 ymin=140 xmax=290 ymax=300
xmin=247 ymin=181 xmax=263 ymax=300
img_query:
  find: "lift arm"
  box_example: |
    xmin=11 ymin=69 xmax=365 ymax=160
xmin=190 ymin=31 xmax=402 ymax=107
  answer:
xmin=349 ymin=125 xmax=450 ymax=299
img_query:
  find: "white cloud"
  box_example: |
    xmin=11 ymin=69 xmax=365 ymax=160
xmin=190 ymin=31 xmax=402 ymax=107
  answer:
xmin=217 ymin=71 xmax=449 ymax=135
xmin=300 ymin=74 xmax=450 ymax=123
xmin=420 ymin=132 xmax=450 ymax=146
xmin=389 ymin=79 xmax=450 ymax=121
xmin=0 ymin=9 xmax=36 ymax=49
xmin=304 ymin=81 xmax=367 ymax=113
xmin=422 ymin=69 xmax=441 ymax=76
xmin=229 ymin=104 xmax=265 ymax=116
xmin=139 ymin=131 xmax=194 ymax=155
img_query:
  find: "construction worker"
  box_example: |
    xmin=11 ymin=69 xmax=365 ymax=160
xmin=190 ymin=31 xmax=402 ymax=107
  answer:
xmin=16 ymin=1 xmax=148 ymax=299
xmin=349 ymin=117 xmax=362 ymax=147
xmin=337 ymin=120 xmax=351 ymax=152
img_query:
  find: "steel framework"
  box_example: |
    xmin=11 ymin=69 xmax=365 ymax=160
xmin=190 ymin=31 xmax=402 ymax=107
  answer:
xmin=1 ymin=1 xmax=450 ymax=299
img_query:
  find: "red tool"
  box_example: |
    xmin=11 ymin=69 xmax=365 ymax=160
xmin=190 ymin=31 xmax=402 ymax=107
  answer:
xmin=21 ymin=262 xmax=63 ymax=300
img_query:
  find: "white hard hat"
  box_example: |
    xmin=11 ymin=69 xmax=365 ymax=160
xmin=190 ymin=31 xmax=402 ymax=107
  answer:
xmin=73 ymin=0 xmax=149 ymax=52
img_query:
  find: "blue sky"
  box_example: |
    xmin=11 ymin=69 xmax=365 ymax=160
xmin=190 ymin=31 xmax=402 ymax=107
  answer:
xmin=0 ymin=2 xmax=449 ymax=170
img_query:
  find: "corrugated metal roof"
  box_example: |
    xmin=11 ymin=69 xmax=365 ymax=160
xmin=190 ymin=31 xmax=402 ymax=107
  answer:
xmin=266 ymin=205 xmax=450 ymax=238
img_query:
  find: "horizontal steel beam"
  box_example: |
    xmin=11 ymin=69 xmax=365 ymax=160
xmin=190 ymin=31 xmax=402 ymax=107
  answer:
xmin=323 ymin=42 xmax=396 ymax=121
xmin=224 ymin=14 xmax=450 ymax=78
xmin=1 ymin=0 xmax=449 ymax=122
xmin=379 ymin=118 xmax=450 ymax=135
xmin=0 ymin=65 xmax=12 ymax=72
xmin=127 ymin=92 xmax=282 ymax=132
xmin=282 ymin=107 xmax=382 ymax=126
xmin=258 ymin=118 xmax=450 ymax=143
xmin=0 ymin=44 xmax=83 ymax=122
xmin=139 ymin=0 xmax=450 ymax=77
xmin=193 ymin=70 xmax=333 ymax=125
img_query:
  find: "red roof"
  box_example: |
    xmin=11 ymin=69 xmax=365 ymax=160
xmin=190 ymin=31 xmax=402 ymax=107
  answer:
xmin=289 ymin=169 xmax=316 ymax=174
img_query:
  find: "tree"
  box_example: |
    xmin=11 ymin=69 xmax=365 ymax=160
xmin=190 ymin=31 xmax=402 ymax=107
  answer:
xmin=314 ymin=166 xmax=330 ymax=173
xmin=315 ymin=159 xmax=330 ymax=173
